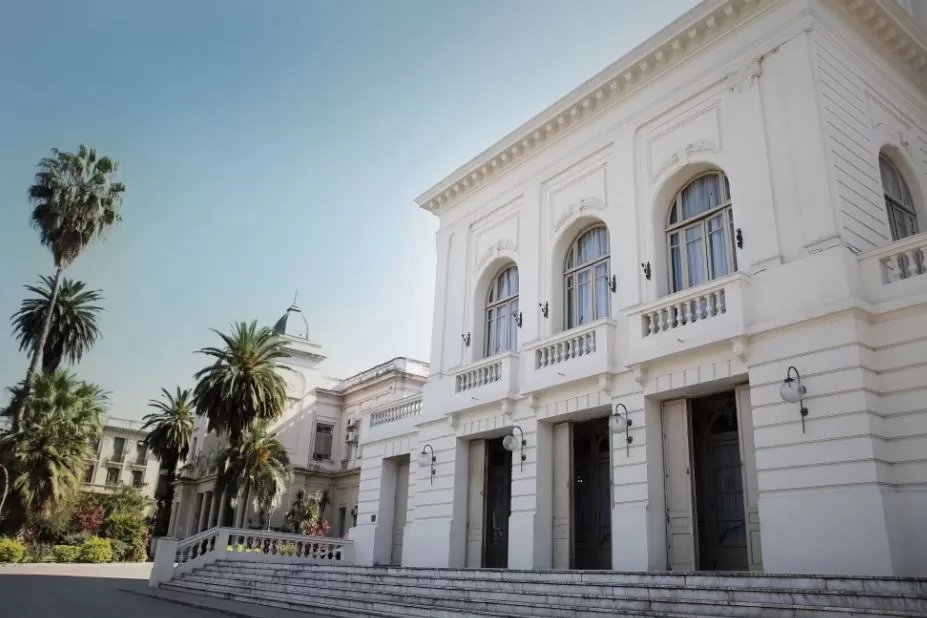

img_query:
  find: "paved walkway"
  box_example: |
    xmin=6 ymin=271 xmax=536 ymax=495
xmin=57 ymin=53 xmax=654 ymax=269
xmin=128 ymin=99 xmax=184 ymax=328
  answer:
xmin=0 ymin=563 xmax=313 ymax=618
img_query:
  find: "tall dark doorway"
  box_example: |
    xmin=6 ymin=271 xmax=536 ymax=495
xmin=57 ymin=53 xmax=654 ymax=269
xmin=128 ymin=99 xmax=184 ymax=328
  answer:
xmin=691 ymin=392 xmax=748 ymax=571
xmin=572 ymin=417 xmax=611 ymax=569
xmin=483 ymin=437 xmax=511 ymax=568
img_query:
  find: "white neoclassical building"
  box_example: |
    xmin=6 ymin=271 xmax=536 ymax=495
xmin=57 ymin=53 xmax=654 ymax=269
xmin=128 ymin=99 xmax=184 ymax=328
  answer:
xmin=351 ymin=0 xmax=927 ymax=577
xmin=169 ymin=303 xmax=429 ymax=540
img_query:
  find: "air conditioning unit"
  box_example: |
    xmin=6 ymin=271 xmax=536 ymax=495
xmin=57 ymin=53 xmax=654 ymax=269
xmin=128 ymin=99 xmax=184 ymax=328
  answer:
xmin=346 ymin=429 xmax=357 ymax=444
xmin=346 ymin=418 xmax=356 ymax=429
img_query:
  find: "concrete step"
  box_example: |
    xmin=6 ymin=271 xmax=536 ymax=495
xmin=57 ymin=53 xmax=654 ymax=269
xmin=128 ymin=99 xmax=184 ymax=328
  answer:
xmin=162 ymin=579 xmax=700 ymax=618
xmin=202 ymin=562 xmax=927 ymax=596
xmin=193 ymin=563 xmax=927 ymax=614
xmin=176 ymin=571 xmax=927 ymax=618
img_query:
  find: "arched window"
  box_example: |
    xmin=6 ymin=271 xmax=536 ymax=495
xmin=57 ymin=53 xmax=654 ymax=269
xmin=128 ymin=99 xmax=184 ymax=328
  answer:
xmin=666 ymin=171 xmax=737 ymax=293
xmin=879 ymin=154 xmax=919 ymax=241
xmin=563 ymin=225 xmax=610 ymax=329
xmin=485 ymin=265 xmax=519 ymax=356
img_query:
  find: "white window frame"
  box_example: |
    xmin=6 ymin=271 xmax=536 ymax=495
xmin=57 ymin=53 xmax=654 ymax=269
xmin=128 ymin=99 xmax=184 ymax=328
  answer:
xmin=665 ymin=171 xmax=737 ymax=294
xmin=563 ymin=224 xmax=611 ymax=330
xmin=879 ymin=154 xmax=919 ymax=241
xmin=484 ymin=265 xmax=519 ymax=357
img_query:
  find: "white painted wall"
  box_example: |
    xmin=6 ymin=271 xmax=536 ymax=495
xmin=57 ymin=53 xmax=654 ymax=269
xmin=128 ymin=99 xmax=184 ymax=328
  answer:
xmin=357 ymin=0 xmax=927 ymax=576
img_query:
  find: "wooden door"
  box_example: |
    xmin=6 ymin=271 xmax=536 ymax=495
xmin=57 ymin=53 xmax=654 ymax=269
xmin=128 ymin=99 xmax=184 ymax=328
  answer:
xmin=390 ymin=460 xmax=409 ymax=565
xmin=552 ymin=423 xmax=572 ymax=568
xmin=572 ymin=418 xmax=611 ymax=569
xmin=735 ymin=385 xmax=763 ymax=571
xmin=466 ymin=439 xmax=486 ymax=567
xmin=663 ymin=399 xmax=697 ymax=571
xmin=483 ymin=438 xmax=512 ymax=568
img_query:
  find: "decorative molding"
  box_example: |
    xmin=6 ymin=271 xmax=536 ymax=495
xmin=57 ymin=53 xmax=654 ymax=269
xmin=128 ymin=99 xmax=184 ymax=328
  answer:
xmin=726 ymin=58 xmax=764 ymax=92
xmin=598 ymin=374 xmax=613 ymax=396
xmin=632 ymin=365 xmax=648 ymax=386
xmin=552 ymin=197 xmax=606 ymax=233
xmin=731 ymin=335 xmax=749 ymax=362
xmin=476 ymin=238 xmax=517 ymax=270
xmin=415 ymin=0 xmax=774 ymax=214
xmin=653 ymin=140 xmax=720 ymax=181
xmin=873 ymin=121 xmax=912 ymax=149
xmin=835 ymin=0 xmax=927 ymax=80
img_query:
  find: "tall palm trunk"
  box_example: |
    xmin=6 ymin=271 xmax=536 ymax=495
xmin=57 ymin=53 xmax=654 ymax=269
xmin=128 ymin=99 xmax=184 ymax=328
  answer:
xmin=11 ymin=267 xmax=63 ymax=432
xmin=238 ymin=481 xmax=251 ymax=528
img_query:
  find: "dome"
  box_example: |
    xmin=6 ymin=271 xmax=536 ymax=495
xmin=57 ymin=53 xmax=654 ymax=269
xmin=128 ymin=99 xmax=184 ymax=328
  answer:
xmin=273 ymin=301 xmax=309 ymax=340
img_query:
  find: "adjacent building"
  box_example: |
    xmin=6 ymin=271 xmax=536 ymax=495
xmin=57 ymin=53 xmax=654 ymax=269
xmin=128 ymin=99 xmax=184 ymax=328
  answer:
xmin=82 ymin=416 xmax=161 ymax=504
xmin=352 ymin=0 xmax=927 ymax=577
xmin=168 ymin=303 xmax=428 ymax=540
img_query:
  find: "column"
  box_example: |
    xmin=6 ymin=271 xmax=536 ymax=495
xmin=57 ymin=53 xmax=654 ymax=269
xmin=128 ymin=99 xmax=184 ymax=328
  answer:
xmin=197 ymin=492 xmax=210 ymax=533
xmin=207 ymin=491 xmax=219 ymax=529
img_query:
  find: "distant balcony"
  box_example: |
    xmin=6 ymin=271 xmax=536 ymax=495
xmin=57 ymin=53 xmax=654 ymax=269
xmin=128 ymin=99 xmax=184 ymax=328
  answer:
xmin=362 ymin=394 xmax=424 ymax=444
xmin=626 ymin=273 xmax=749 ymax=364
xmin=857 ymin=232 xmax=927 ymax=304
xmin=521 ymin=320 xmax=618 ymax=393
xmin=108 ymin=452 xmax=126 ymax=464
xmin=132 ymin=456 xmax=148 ymax=468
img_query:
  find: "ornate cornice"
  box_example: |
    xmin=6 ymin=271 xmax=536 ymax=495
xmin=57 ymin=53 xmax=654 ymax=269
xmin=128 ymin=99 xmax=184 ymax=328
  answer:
xmin=416 ymin=0 xmax=777 ymax=215
xmin=834 ymin=0 xmax=927 ymax=76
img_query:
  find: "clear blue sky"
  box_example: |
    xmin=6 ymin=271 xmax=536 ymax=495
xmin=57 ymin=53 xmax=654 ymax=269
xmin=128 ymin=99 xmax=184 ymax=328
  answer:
xmin=0 ymin=0 xmax=696 ymax=419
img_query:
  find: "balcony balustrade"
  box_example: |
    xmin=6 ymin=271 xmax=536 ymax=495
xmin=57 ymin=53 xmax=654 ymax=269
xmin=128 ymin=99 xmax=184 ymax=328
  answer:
xmin=521 ymin=320 xmax=617 ymax=393
xmin=443 ymin=352 xmax=520 ymax=413
xmin=858 ymin=232 xmax=927 ymax=304
xmin=626 ymin=273 xmax=749 ymax=364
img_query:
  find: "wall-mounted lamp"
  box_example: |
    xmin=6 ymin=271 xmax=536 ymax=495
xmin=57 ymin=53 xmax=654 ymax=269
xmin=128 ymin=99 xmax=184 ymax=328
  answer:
xmin=641 ymin=261 xmax=652 ymax=281
xmin=417 ymin=444 xmax=437 ymax=484
xmin=538 ymin=302 xmax=549 ymax=319
xmin=513 ymin=312 xmax=523 ymax=327
xmin=502 ymin=425 xmax=527 ymax=471
xmin=736 ymin=228 xmax=744 ymax=249
xmin=779 ymin=366 xmax=808 ymax=433
xmin=610 ymin=403 xmax=633 ymax=456
xmin=608 ymin=274 xmax=617 ymax=293
xmin=461 ymin=332 xmax=471 ymax=347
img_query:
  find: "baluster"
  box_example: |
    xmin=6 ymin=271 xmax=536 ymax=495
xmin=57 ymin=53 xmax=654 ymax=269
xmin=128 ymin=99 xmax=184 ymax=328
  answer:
xmin=883 ymin=256 xmax=902 ymax=282
xmin=718 ymin=290 xmax=727 ymax=314
xmin=708 ymin=291 xmax=718 ymax=317
xmin=905 ymin=250 xmax=920 ymax=278
xmin=919 ymin=247 xmax=927 ymax=276
xmin=658 ymin=309 xmax=668 ymax=333
xmin=588 ymin=332 xmax=596 ymax=354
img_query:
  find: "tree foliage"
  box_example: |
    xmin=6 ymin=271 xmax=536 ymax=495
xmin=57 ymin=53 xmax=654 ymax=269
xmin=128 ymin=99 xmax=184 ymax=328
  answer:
xmin=141 ymin=387 xmax=194 ymax=535
xmin=0 ymin=371 xmax=105 ymax=516
xmin=11 ymin=276 xmax=103 ymax=373
xmin=215 ymin=422 xmax=290 ymax=525
xmin=193 ymin=321 xmax=290 ymax=445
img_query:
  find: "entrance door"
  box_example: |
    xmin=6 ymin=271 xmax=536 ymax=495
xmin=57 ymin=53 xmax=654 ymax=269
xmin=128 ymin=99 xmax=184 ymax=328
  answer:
xmin=663 ymin=399 xmax=697 ymax=571
xmin=483 ymin=437 xmax=511 ymax=568
xmin=572 ymin=417 xmax=611 ymax=569
xmin=390 ymin=459 xmax=409 ymax=566
xmin=691 ymin=392 xmax=748 ymax=571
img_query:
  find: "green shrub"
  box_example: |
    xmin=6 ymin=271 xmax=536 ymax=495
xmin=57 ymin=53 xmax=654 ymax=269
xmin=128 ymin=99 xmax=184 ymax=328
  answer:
xmin=79 ymin=537 xmax=113 ymax=563
xmin=103 ymin=513 xmax=145 ymax=543
xmin=0 ymin=538 xmax=26 ymax=563
xmin=109 ymin=539 xmax=130 ymax=562
xmin=52 ymin=545 xmax=81 ymax=563
xmin=25 ymin=543 xmax=55 ymax=563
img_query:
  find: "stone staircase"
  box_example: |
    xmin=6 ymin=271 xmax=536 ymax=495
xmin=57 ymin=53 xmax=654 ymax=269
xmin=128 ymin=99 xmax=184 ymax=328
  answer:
xmin=159 ymin=561 xmax=927 ymax=618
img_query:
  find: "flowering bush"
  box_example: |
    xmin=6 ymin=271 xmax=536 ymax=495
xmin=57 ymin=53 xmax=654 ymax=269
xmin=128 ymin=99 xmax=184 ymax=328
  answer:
xmin=306 ymin=520 xmax=330 ymax=537
xmin=0 ymin=538 xmax=26 ymax=563
xmin=73 ymin=503 xmax=105 ymax=534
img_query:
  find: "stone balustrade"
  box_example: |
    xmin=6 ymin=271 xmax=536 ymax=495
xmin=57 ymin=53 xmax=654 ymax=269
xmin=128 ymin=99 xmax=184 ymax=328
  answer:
xmin=150 ymin=527 xmax=354 ymax=588
xmin=857 ymin=232 xmax=927 ymax=304
xmin=454 ymin=356 xmax=504 ymax=392
xmin=369 ymin=396 xmax=422 ymax=427
xmin=534 ymin=322 xmax=597 ymax=369
xmin=642 ymin=286 xmax=727 ymax=336
xmin=879 ymin=238 xmax=927 ymax=283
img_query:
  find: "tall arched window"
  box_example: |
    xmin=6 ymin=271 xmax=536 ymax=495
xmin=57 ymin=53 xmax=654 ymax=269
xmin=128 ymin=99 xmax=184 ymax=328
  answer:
xmin=879 ymin=154 xmax=919 ymax=241
xmin=666 ymin=171 xmax=737 ymax=293
xmin=485 ymin=265 xmax=519 ymax=356
xmin=564 ymin=225 xmax=610 ymax=329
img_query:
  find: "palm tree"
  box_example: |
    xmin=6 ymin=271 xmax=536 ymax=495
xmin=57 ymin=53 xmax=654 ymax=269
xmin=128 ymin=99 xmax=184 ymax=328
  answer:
xmin=215 ymin=423 xmax=290 ymax=529
xmin=0 ymin=371 xmax=106 ymax=517
xmin=11 ymin=276 xmax=103 ymax=374
xmin=141 ymin=387 xmax=195 ymax=535
xmin=193 ymin=321 xmax=290 ymax=445
xmin=11 ymin=145 xmax=124 ymax=432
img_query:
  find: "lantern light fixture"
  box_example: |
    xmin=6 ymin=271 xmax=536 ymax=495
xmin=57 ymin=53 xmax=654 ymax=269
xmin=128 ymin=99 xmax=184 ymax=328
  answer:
xmin=502 ymin=425 xmax=527 ymax=470
xmin=610 ymin=403 xmax=633 ymax=456
xmin=779 ymin=365 xmax=809 ymax=433
xmin=418 ymin=444 xmax=437 ymax=484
